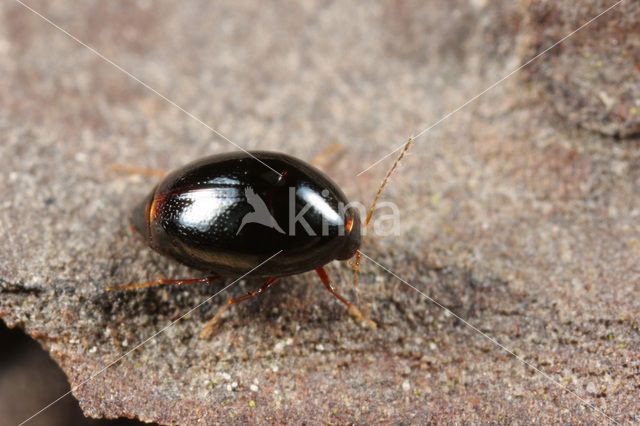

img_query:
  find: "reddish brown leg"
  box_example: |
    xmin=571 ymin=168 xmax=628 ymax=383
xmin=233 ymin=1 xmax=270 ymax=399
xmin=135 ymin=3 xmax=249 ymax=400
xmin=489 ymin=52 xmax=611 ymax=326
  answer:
xmin=200 ymin=278 xmax=279 ymax=339
xmin=348 ymin=250 xmax=362 ymax=289
xmin=315 ymin=267 xmax=376 ymax=329
xmin=106 ymin=275 xmax=220 ymax=291
xmin=310 ymin=143 xmax=345 ymax=167
xmin=348 ymin=250 xmax=363 ymax=307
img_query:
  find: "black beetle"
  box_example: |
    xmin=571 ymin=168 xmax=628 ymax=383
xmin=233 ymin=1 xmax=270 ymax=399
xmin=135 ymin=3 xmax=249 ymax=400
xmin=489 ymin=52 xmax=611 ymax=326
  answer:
xmin=109 ymin=150 xmax=386 ymax=338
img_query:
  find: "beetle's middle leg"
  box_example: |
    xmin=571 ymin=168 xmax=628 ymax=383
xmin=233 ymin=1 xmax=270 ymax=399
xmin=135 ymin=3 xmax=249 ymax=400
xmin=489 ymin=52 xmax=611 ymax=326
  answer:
xmin=200 ymin=277 xmax=280 ymax=339
xmin=106 ymin=275 xmax=221 ymax=291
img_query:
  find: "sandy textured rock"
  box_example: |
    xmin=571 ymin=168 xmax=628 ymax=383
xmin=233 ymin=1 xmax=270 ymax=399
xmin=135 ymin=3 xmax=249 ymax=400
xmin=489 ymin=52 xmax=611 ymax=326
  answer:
xmin=1 ymin=0 xmax=638 ymax=424
xmin=526 ymin=0 xmax=640 ymax=138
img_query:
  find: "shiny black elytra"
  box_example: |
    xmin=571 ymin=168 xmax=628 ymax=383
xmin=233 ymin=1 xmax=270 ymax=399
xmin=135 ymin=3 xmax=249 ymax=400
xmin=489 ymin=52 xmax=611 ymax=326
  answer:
xmin=108 ymin=151 xmax=376 ymax=338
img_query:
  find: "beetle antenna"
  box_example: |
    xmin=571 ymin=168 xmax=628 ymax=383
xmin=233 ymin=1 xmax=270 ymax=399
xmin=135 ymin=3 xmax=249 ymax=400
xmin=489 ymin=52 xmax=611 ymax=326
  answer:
xmin=363 ymin=137 xmax=413 ymax=228
xmin=351 ymin=137 xmax=413 ymax=288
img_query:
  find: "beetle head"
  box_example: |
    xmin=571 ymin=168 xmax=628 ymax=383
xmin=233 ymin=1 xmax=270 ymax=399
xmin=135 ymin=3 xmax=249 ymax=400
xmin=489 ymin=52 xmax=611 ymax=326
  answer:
xmin=336 ymin=206 xmax=362 ymax=260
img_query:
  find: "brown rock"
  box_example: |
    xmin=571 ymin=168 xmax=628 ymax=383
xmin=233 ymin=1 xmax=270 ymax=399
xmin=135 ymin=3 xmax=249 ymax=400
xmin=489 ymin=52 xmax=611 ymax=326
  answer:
xmin=526 ymin=0 xmax=640 ymax=138
xmin=1 ymin=0 xmax=638 ymax=424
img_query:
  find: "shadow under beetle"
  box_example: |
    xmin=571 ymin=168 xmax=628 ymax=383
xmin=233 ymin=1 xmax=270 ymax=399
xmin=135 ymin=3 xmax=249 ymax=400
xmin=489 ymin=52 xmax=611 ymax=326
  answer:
xmin=109 ymin=142 xmax=411 ymax=338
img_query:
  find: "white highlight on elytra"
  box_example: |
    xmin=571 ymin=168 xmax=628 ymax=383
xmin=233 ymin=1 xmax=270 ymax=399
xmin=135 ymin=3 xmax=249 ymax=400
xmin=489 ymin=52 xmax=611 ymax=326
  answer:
xmin=178 ymin=188 xmax=237 ymax=232
xmin=299 ymin=187 xmax=343 ymax=225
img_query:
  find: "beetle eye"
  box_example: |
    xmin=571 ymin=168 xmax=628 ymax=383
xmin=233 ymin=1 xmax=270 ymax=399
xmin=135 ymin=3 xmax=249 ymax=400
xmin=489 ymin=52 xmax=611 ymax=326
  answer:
xmin=345 ymin=217 xmax=354 ymax=233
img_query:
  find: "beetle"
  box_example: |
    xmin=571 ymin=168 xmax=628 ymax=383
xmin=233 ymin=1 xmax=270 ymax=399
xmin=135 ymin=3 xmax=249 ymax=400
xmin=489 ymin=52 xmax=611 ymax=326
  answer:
xmin=109 ymin=142 xmax=412 ymax=338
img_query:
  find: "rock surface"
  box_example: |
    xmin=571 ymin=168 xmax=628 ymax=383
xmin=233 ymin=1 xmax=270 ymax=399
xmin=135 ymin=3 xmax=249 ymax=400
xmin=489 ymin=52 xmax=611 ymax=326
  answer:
xmin=1 ymin=0 xmax=638 ymax=424
xmin=527 ymin=0 xmax=640 ymax=138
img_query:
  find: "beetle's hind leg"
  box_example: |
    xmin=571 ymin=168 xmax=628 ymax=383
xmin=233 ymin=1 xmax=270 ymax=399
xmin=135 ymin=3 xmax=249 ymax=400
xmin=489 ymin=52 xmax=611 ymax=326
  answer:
xmin=200 ymin=278 xmax=280 ymax=339
xmin=106 ymin=275 xmax=220 ymax=291
xmin=315 ymin=267 xmax=376 ymax=329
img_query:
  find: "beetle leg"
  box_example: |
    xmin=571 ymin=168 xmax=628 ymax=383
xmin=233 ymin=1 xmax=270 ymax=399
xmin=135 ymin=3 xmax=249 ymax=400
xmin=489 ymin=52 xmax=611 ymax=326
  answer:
xmin=106 ymin=275 xmax=220 ymax=291
xmin=200 ymin=278 xmax=279 ymax=339
xmin=315 ymin=267 xmax=376 ymax=329
xmin=309 ymin=143 xmax=345 ymax=167
xmin=348 ymin=250 xmax=361 ymax=284
xmin=348 ymin=250 xmax=363 ymax=308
